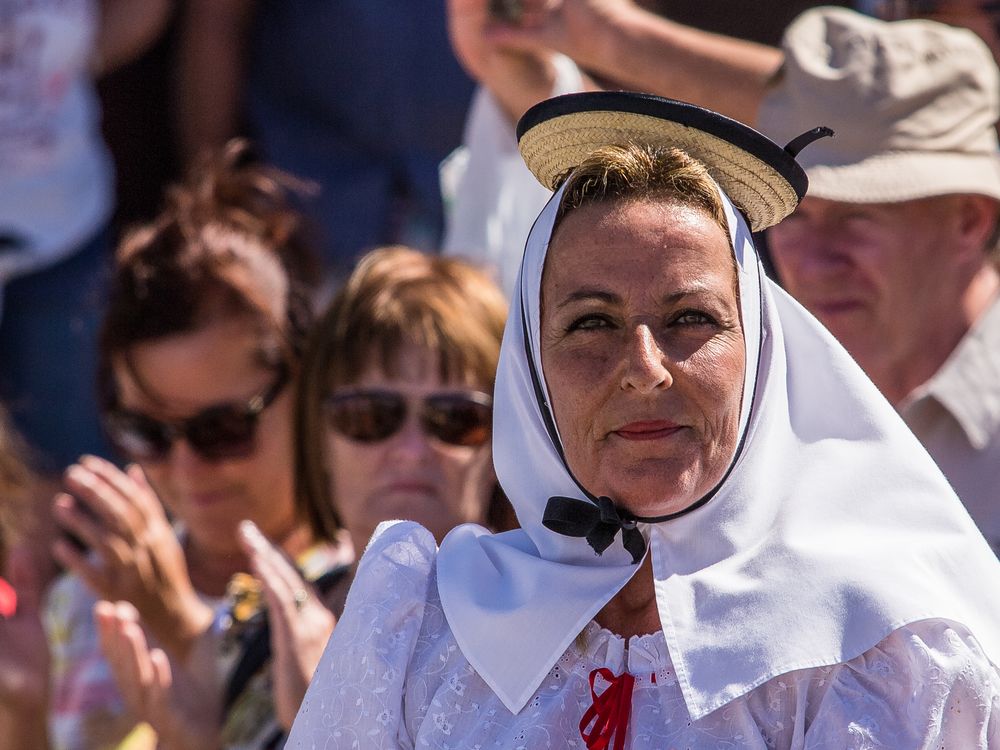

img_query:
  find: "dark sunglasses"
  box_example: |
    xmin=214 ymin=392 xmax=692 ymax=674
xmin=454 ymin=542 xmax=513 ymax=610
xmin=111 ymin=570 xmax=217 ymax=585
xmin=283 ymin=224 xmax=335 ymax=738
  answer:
xmin=325 ymin=389 xmax=493 ymax=447
xmin=103 ymin=371 xmax=288 ymax=462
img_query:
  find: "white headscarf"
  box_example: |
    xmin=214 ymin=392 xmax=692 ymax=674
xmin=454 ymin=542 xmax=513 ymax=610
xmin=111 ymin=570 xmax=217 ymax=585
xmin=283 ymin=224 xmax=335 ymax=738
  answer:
xmin=437 ymin=174 xmax=1000 ymax=720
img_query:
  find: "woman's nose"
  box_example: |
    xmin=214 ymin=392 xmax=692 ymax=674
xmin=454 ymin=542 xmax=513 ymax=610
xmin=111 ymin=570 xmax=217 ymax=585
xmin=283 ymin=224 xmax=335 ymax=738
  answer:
xmin=620 ymin=325 xmax=673 ymax=393
xmin=168 ymin=438 xmax=215 ymax=474
xmin=387 ymin=410 xmax=435 ymax=464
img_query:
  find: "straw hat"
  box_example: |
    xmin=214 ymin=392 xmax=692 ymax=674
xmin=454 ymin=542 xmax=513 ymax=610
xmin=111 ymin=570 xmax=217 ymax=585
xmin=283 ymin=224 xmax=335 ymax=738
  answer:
xmin=758 ymin=7 xmax=1000 ymax=204
xmin=516 ymin=91 xmax=813 ymax=232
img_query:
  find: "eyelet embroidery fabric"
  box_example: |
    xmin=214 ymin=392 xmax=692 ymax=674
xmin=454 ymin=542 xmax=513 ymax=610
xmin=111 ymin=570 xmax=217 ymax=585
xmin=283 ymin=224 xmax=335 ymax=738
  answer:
xmin=287 ymin=522 xmax=1000 ymax=749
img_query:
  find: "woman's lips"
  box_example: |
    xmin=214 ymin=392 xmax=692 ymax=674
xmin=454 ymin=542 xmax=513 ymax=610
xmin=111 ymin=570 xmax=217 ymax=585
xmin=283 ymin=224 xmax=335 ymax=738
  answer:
xmin=189 ymin=490 xmax=234 ymax=507
xmin=613 ymin=421 xmax=684 ymax=441
xmin=383 ymin=481 xmax=438 ymax=496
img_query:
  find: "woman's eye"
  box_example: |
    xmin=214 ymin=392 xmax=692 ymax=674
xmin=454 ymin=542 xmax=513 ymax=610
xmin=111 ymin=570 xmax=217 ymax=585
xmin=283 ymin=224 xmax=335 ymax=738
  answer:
xmin=673 ymin=310 xmax=716 ymax=326
xmin=568 ymin=314 xmax=613 ymax=332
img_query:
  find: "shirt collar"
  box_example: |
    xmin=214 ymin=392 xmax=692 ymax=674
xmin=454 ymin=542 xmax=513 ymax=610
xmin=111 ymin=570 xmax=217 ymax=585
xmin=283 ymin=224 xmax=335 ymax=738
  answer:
xmin=905 ymin=294 xmax=1000 ymax=450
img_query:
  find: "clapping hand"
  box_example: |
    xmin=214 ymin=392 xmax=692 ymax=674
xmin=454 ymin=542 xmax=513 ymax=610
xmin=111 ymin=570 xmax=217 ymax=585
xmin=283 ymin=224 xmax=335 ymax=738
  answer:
xmin=238 ymin=520 xmax=337 ymax=731
xmin=95 ymin=599 xmax=220 ymax=750
xmin=52 ymin=456 xmax=213 ymax=659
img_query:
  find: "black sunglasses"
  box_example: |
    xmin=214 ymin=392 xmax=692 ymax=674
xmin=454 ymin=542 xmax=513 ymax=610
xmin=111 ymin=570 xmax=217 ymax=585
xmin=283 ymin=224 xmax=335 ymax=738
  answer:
xmin=103 ymin=371 xmax=288 ymax=462
xmin=325 ymin=389 xmax=493 ymax=447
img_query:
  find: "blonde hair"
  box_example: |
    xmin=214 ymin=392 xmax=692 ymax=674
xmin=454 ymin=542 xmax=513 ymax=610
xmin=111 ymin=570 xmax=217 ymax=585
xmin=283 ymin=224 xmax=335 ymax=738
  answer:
xmin=295 ymin=246 xmax=510 ymax=533
xmin=554 ymin=143 xmax=730 ymax=237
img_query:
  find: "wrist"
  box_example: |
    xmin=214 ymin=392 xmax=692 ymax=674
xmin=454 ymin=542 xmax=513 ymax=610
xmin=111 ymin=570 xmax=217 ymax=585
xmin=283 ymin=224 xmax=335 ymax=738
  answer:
xmin=488 ymin=51 xmax=558 ymax=124
xmin=159 ymin=598 xmax=215 ymax=660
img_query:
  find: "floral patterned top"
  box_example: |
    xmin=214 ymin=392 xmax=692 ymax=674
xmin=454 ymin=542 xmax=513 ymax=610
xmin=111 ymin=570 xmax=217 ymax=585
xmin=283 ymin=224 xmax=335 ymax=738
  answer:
xmin=45 ymin=542 xmax=345 ymax=750
xmin=288 ymin=521 xmax=1000 ymax=749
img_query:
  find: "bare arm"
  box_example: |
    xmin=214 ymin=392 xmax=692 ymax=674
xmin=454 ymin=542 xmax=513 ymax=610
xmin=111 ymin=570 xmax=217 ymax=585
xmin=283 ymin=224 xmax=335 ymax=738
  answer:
xmin=579 ymin=4 xmax=782 ymax=123
xmin=488 ymin=0 xmax=783 ymax=125
xmin=95 ymin=0 xmax=174 ymax=76
xmin=174 ymin=0 xmax=256 ymax=164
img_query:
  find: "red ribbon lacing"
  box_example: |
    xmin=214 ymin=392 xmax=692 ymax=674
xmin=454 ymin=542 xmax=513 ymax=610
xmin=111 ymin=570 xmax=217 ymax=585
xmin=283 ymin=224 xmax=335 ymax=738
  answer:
xmin=579 ymin=668 xmax=636 ymax=750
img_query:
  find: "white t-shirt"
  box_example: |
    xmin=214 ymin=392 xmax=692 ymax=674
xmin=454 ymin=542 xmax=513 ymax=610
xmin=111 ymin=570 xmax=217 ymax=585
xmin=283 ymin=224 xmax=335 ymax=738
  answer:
xmin=0 ymin=0 xmax=113 ymax=286
xmin=287 ymin=521 xmax=1000 ymax=748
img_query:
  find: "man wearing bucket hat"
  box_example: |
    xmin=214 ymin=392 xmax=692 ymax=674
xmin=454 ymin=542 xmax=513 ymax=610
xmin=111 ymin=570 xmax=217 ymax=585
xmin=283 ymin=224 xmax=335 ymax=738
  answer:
xmin=449 ymin=4 xmax=1000 ymax=554
xmin=761 ymin=9 xmax=1000 ymax=555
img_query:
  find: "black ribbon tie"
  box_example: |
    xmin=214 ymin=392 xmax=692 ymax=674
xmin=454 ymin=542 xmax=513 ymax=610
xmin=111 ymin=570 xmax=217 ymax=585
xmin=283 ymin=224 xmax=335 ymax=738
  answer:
xmin=543 ymin=495 xmax=646 ymax=564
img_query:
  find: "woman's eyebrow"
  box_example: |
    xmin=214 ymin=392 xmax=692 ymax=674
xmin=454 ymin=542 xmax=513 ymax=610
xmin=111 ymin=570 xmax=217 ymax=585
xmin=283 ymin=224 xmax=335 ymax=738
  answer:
xmin=660 ymin=283 xmax=720 ymax=306
xmin=556 ymin=283 xmax=728 ymax=310
xmin=555 ymin=288 xmax=621 ymax=309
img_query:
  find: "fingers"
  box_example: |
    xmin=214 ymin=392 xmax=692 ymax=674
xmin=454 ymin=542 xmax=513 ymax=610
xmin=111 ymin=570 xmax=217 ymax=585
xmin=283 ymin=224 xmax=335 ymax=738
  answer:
xmin=61 ymin=464 xmax=133 ymax=541
xmin=62 ymin=456 xmax=162 ymax=539
xmin=53 ymin=458 xmax=174 ymax=600
xmin=96 ymin=600 xmax=173 ymax=722
xmin=86 ymin=456 xmax=164 ymax=520
xmin=51 ymin=495 xmax=115 ymax=593
xmin=238 ymin=520 xmax=312 ymax=624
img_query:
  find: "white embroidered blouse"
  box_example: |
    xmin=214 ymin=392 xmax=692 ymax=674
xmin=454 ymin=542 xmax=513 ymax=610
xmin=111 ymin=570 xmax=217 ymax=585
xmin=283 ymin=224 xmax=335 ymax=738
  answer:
xmin=287 ymin=522 xmax=1000 ymax=749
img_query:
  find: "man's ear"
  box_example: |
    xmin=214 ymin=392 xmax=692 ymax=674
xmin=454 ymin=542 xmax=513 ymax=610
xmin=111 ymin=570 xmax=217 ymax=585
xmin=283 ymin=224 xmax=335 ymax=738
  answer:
xmin=955 ymin=194 xmax=1000 ymax=259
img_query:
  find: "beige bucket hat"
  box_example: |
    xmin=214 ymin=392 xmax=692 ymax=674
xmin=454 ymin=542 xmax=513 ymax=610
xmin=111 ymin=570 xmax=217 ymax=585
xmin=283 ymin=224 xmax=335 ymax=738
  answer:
xmin=758 ymin=6 xmax=1000 ymax=204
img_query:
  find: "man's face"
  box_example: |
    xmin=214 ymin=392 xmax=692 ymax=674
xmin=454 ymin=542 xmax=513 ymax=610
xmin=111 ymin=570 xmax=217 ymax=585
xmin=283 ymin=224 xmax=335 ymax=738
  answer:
xmin=766 ymin=196 xmax=975 ymax=381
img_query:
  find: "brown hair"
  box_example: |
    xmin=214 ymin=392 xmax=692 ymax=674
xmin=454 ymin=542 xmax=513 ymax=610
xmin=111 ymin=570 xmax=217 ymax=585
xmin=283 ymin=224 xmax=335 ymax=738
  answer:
xmin=98 ymin=139 xmax=338 ymax=542
xmin=295 ymin=246 xmax=512 ymax=532
xmin=0 ymin=406 xmax=34 ymax=573
xmin=554 ymin=143 xmax=731 ymax=237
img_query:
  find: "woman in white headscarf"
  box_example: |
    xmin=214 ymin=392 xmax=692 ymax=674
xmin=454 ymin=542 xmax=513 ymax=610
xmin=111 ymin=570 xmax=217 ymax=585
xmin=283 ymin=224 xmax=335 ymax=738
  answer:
xmin=286 ymin=92 xmax=1000 ymax=748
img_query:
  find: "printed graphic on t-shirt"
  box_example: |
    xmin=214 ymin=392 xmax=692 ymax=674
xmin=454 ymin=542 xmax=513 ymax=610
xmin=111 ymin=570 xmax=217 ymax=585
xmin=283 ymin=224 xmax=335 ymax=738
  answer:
xmin=0 ymin=0 xmax=96 ymax=170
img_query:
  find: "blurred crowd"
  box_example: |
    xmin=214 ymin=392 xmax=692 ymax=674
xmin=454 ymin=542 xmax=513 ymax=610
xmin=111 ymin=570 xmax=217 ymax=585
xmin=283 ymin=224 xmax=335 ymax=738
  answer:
xmin=1 ymin=0 xmax=999 ymax=748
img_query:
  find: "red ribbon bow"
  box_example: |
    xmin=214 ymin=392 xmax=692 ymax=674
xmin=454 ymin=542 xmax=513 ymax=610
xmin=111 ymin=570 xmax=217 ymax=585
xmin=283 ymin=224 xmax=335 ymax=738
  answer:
xmin=579 ymin=668 xmax=636 ymax=750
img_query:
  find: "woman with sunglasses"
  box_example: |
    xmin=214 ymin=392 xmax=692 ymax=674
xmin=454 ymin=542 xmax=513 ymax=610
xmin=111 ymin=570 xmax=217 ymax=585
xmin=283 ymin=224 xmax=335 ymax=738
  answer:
xmin=91 ymin=245 xmax=511 ymax=749
xmin=296 ymin=244 xmax=512 ymax=563
xmin=45 ymin=141 xmax=347 ymax=750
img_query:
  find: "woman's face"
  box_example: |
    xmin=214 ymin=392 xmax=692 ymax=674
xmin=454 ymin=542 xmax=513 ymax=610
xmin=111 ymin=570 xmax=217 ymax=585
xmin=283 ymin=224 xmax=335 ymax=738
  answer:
xmin=540 ymin=199 xmax=745 ymax=517
xmin=326 ymin=342 xmax=495 ymax=550
xmin=113 ymin=316 xmax=298 ymax=556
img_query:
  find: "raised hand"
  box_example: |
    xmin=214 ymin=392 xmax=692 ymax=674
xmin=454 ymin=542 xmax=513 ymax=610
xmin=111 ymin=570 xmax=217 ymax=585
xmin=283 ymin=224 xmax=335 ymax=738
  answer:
xmin=447 ymin=0 xmax=561 ymax=121
xmin=94 ymin=600 xmax=221 ymax=750
xmin=238 ymin=520 xmax=337 ymax=730
xmin=52 ymin=456 xmax=213 ymax=659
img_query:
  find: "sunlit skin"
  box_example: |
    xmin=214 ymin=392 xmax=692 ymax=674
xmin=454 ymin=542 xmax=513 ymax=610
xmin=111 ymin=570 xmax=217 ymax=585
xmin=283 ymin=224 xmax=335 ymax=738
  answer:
xmin=114 ymin=316 xmax=304 ymax=593
xmin=327 ymin=342 xmax=496 ymax=553
xmin=767 ymin=195 xmax=1000 ymax=405
xmin=540 ymin=199 xmax=746 ymax=520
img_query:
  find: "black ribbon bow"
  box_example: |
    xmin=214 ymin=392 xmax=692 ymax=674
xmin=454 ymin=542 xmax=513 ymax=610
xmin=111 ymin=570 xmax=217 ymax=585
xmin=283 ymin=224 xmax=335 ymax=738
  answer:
xmin=543 ymin=495 xmax=646 ymax=564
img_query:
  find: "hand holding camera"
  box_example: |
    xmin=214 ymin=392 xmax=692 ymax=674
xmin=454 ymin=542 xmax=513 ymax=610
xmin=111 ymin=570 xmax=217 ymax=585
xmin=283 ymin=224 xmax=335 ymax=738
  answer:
xmin=51 ymin=455 xmax=213 ymax=660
